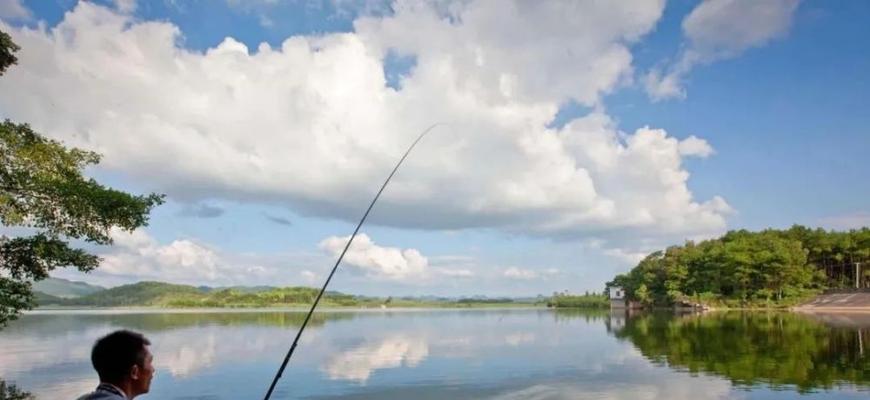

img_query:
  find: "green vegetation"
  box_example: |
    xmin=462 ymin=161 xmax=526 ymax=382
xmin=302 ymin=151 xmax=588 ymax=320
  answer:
xmin=37 ymin=281 xmax=532 ymax=309
xmin=0 ymin=379 xmax=33 ymax=400
xmin=32 ymin=290 xmax=65 ymax=305
xmin=62 ymin=282 xmax=205 ymax=307
xmin=612 ymin=312 xmax=870 ymax=392
xmin=547 ymin=292 xmax=609 ymax=308
xmin=608 ymin=226 xmax=870 ymax=308
xmin=457 ymin=297 xmax=513 ymax=304
xmin=0 ymin=31 xmax=163 ymax=327
xmin=32 ymin=277 xmax=104 ymax=298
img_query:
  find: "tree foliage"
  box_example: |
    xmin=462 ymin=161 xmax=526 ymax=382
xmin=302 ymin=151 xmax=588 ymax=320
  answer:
xmin=608 ymin=226 xmax=870 ymax=307
xmin=547 ymin=292 xmax=609 ymax=308
xmin=0 ymin=379 xmax=34 ymax=400
xmin=0 ymin=30 xmax=19 ymax=75
xmin=0 ymin=30 xmax=163 ymax=326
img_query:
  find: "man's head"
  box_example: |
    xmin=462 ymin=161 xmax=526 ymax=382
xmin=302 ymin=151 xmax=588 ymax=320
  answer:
xmin=91 ymin=330 xmax=155 ymax=397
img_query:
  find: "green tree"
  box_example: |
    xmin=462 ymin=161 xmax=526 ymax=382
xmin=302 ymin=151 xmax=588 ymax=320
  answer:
xmin=0 ymin=30 xmax=19 ymax=76
xmin=0 ymin=30 xmax=163 ymax=326
xmin=0 ymin=379 xmax=34 ymax=400
xmin=635 ymin=283 xmax=651 ymax=306
xmin=610 ymin=225 xmax=867 ymax=307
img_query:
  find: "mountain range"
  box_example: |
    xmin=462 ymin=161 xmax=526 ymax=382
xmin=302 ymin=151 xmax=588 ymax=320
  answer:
xmin=32 ymin=277 xmax=538 ymax=308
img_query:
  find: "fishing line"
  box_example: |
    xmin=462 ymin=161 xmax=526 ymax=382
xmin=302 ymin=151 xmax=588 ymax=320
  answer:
xmin=262 ymin=123 xmax=442 ymax=400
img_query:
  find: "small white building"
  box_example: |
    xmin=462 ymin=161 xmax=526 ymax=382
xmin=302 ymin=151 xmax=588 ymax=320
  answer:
xmin=609 ymin=286 xmax=626 ymax=309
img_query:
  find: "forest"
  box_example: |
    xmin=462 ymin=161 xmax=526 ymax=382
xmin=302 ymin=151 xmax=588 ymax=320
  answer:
xmin=607 ymin=226 xmax=870 ymax=307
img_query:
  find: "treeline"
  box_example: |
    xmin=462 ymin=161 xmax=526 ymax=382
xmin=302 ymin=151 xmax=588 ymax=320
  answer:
xmin=547 ymin=292 xmax=609 ymax=308
xmin=457 ymin=297 xmax=513 ymax=304
xmin=46 ymin=281 xmax=528 ymax=308
xmin=56 ymin=282 xmax=381 ymax=308
xmin=608 ymin=226 xmax=870 ymax=307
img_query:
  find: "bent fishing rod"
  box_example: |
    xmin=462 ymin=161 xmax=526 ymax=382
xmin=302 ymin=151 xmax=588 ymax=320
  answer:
xmin=262 ymin=123 xmax=441 ymax=400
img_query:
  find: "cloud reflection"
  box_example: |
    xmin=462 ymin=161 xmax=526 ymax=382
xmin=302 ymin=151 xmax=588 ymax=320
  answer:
xmin=323 ymin=335 xmax=429 ymax=382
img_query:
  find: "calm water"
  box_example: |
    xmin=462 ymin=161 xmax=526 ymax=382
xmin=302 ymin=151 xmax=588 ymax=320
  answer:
xmin=1 ymin=309 xmax=868 ymax=399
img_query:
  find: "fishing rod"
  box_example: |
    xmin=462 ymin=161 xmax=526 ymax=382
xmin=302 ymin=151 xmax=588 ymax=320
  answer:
xmin=262 ymin=123 xmax=441 ymax=400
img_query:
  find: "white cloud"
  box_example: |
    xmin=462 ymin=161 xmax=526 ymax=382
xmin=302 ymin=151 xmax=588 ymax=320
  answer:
xmin=678 ymin=135 xmax=714 ymax=158
xmin=0 ymin=1 xmax=727 ymax=255
xmin=99 ymin=228 xmax=244 ymax=284
xmin=74 ymin=228 xmax=312 ymax=287
xmin=0 ymin=0 xmax=29 ymax=21
xmin=434 ymin=267 xmax=474 ymax=278
xmin=503 ymin=267 xmax=534 ymax=279
xmin=503 ymin=267 xmax=558 ymax=280
xmin=300 ymin=269 xmax=318 ymax=283
xmin=113 ymin=0 xmax=137 ymax=14
xmin=683 ymin=0 xmax=800 ymax=58
xmin=645 ymin=0 xmax=800 ymax=101
xmin=319 ymin=233 xmax=428 ymax=281
xmin=355 ymin=0 xmax=664 ymax=105
xmin=603 ymin=248 xmax=648 ymax=265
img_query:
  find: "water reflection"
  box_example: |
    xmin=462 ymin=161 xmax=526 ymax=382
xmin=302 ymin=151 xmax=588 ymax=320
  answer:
xmin=608 ymin=311 xmax=870 ymax=392
xmin=0 ymin=309 xmax=868 ymax=399
xmin=0 ymin=310 xmax=354 ymax=398
xmin=323 ymin=335 xmax=429 ymax=382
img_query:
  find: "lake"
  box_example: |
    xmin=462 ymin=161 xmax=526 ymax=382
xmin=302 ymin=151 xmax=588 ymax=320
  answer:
xmin=1 ymin=309 xmax=868 ymax=399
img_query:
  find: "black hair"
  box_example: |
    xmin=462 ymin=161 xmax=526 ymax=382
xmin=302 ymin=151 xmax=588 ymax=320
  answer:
xmin=91 ymin=330 xmax=151 ymax=384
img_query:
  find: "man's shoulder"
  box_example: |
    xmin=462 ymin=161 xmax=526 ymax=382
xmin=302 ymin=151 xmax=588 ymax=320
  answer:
xmin=76 ymin=388 xmax=126 ymax=400
xmin=76 ymin=393 xmax=125 ymax=400
xmin=76 ymin=393 xmax=124 ymax=400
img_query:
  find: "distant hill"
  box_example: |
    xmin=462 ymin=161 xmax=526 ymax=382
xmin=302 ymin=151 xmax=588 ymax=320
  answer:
xmin=63 ymin=281 xmax=207 ymax=307
xmin=34 ymin=280 xmax=538 ymax=308
xmin=56 ymin=281 xmax=349 ymax=307
xmin=200 ymin=285 xmax=276 ymax=294
xmin=32 ymin=277 xmax=105 ymax=298
xmin=33 ymin=290 xmax=66 ymax=305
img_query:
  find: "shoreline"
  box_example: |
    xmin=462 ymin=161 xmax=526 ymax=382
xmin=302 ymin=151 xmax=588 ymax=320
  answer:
xmin=26 ymin=305 xmax=547 ymax=314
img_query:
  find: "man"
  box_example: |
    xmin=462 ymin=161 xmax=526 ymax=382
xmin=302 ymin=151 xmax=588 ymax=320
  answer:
xmin=77 ymin=330 xmax=155 ymax=400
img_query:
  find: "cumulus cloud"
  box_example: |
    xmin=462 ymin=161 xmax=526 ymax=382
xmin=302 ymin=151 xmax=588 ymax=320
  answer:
xmin=0 ymin=0 xmax=30 ymax=21
xmin=0 ymin=1 xmax=727 ymax=254
xmin=77 ymin=228 xmax=321 ymax=287
xmin=319 ymin=233 xmax=476 ymax=282
xmin=319 ymin=233 xmax=428 ymax=280
xmin=98 ymin=228 xmax=257 ymax=284
xmin=677 ymin=135 xmax=715 ymax=158
xmin=645 ymin=0 xmax=800 ymax=100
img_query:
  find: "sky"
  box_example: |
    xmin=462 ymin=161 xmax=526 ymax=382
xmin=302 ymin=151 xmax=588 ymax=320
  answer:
xmin=0 ymin=0 xmax=867 ymax=296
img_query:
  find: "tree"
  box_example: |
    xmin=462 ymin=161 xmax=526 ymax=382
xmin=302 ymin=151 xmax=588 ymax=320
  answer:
xmin=635 ymin=283 xmax=651 ymax=306
xmin=0 ymin=379 xmax=34 ymax=400
xmin=0 ymin=30 xmax=19 ymax=76
xmin=0 ymin=30 xmax=163 ymax=326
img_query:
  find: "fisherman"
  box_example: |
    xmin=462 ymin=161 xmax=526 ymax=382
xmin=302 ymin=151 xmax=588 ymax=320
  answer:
xmin=77 ymin=330 xmax=155 ymax=400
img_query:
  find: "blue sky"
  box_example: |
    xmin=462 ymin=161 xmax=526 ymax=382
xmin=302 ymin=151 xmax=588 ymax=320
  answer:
xmin=0 ymin=0 xmax=867 ymax=296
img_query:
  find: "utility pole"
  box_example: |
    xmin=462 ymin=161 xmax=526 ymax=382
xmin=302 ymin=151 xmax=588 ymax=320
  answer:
xmin=857 ymin=262 xmax=862 ymax=289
